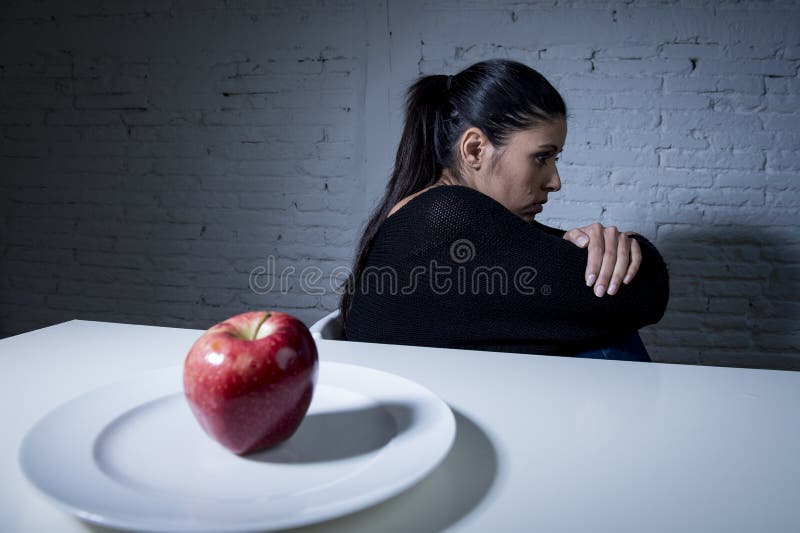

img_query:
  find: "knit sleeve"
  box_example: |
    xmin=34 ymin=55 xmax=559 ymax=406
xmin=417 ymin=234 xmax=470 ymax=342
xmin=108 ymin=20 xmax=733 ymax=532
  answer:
xmin=531 ymin=220 xmax=567 ymax=238
xmin=419 ymin=186 xmax=670 ymax=344
xmin=525 ymin=220 xmax=667 ymax=324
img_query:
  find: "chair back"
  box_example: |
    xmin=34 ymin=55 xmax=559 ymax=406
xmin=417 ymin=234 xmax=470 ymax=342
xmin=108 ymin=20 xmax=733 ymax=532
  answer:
xmin=309 ymin=309 xmax=345 ymax=341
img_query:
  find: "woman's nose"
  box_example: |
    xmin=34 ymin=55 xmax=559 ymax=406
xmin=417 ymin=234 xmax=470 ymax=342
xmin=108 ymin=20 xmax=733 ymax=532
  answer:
xmin=546 ymin=168 xmax=561 ymax=192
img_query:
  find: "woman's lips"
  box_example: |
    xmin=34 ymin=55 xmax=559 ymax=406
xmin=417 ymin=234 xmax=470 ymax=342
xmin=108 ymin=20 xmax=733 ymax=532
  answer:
xmin=531 ymin=202 xmax=546 ymax=213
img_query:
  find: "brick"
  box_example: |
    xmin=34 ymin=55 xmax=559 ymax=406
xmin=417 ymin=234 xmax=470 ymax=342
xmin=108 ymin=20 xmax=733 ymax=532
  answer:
xmin=664 ymin=74 xmax=766 ymax=95
xmin=784 ymin=46 xmax=800 ymax=60
xmin=559 ymin=74 xmax=662 ymax=92
xmin=662 ymin=109 xmax=762 ymax=133
xmin=534 ymin=59 xmax=592 ymax=75
xmin=762 ymin=113 xmax=797 ymax=131
xmin=44 ymin=110 xmax=122 ymax=126
xmin=765 ymin=172 xmax=800 ymax=191
xmin=594 ymin=58 xmax=692 ymax=76
xmin=151 ymin=157 xmax=231 ymax=176
xmin=239 ymin=192 xmax=298 ymax=210
xmin=664 ymin=76 xmax=722 ymax=93
xmin=697 ymin=188 xmax=765 ymax=207
xmin=704 ymin=130 xmax=775 ymax=151
xmin=702 ymin=314 xmax=748 ymax=330
xmin=201 ymin=109 xmax=294 ymax=126
xmin=659 ymin=148 xmax=765 ymax=170
xmin=753 ymin=333 xmax=800 ymax=351
xmin=715 ymin=75 xmax=765 ymax=94
xmin=764 ymin=94 xmax=800 ymax=113
xmin=46 ymin=294 xmax=117 ymax=313
xmin=660 ymin=43 xmax=724 ymax=60
xmin=598 ymin=45 xmax=659 ymax=59
xmin=726 ymin=41 xmax=783 ymax=60
xmin=766 ymin=150 xmax=800 ymax=172
xmin=537 ymin=201 xmax=603 ymax=223
xmin=700 ymin=59 xmax=797 ymax=76
xmin=710 ymin=93 xmax=767 ymax=112
xmin=614 ymin=168 xmax=714 ymax=188
xmin=716 ymin=171 xmax=767 ymax=188
xmin=538 ymin=45 xmax=594 ymax=60
xmin=702 ymin=206 xmax=799 ymax=226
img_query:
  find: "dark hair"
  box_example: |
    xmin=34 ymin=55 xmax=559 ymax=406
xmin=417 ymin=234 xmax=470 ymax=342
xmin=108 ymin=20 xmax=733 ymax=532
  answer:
xmin=338 ymin=58 xmax=567 ymax=334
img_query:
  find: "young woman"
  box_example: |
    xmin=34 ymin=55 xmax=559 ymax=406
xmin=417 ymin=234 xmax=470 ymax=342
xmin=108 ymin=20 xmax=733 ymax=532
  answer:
xmin=339 ymin=59 xmax=669 ymax=362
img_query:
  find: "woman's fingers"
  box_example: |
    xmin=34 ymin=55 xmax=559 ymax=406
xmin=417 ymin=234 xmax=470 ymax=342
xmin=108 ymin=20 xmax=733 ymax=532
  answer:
xmin=594 ymin=226 xmax=620 ymax=297
xmin=562 ymin=228 xmax=590 ymax=248
xmin=624 ymin=237 xmax=643 ymax=284
xmin=607 ymin=233 xmax=631 ymax=295
xmin=567 ymin=224 xmax=643 ymax=295
xmin=583 ymin=223 xmax=605 ymax=287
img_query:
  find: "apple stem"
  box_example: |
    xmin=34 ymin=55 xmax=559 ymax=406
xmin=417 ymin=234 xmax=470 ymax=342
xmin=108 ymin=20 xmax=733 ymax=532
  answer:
xmin=253 ymin=312 xmax=271 ymax=340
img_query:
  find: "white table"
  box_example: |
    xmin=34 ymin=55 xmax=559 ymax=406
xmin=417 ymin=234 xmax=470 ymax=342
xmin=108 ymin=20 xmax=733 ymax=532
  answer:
xmin=2 ymin=319 xmax=799 ymax=533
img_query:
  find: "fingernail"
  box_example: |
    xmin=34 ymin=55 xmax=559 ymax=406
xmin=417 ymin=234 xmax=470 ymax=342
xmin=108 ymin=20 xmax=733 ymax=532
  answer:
xmin=594 ymin=284 xmax=605 ymax=297
xmin=586 ymin=274 xmax=596 ymax=286
xmin=623 ymin=275 xmax=632 ymax=284
xmin=577 ymin=236 xmax=588 ymax=247
xmin=608 ymin=283 xmax=618 ymax=295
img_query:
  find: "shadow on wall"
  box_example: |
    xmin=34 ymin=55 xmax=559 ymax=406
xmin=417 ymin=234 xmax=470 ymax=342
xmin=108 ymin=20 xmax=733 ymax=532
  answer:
xmin=649 ymin=226 xmax=800 ymax=371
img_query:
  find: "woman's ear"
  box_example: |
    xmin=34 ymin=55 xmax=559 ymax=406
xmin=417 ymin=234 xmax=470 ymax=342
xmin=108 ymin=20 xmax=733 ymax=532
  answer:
xmin=460 ymin=127 xmax=487 ymax=170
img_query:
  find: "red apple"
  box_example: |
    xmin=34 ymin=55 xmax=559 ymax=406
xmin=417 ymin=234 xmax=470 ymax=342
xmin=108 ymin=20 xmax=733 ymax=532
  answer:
xmin=183 ymin=311 xmax=318 ymax=455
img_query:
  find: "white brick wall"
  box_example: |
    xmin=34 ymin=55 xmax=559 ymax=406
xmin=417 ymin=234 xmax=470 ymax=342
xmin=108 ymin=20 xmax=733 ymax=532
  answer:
xmin=1 ymin=0 xmax=798 ymax=369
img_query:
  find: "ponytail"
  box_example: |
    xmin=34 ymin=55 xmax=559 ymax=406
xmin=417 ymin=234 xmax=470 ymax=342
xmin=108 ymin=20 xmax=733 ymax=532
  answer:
xmin=338 ymin=74 xmax=451 ymax=333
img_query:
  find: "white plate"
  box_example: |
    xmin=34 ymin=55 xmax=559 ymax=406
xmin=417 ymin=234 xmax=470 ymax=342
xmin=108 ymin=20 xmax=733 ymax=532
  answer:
xmin=19 ymin=361 xmax=456 ymax=532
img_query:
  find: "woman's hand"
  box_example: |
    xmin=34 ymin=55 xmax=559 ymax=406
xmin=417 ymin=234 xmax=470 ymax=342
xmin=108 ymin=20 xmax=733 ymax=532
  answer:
xmin=562 ymin=223 xmax=642 ymax=297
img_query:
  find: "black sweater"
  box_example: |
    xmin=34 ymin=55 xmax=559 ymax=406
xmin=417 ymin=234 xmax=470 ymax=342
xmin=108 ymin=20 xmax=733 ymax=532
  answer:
xmin=345 ymin=185 xmax=670 ymax=356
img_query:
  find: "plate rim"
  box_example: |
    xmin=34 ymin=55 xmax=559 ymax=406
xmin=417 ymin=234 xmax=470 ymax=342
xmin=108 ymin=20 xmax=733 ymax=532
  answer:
xmin=18 ymin=361 xmax=456 ymax=532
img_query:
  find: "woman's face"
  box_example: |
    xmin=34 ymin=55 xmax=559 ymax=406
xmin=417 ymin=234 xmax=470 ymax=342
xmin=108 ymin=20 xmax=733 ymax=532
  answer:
xmin=472 ymin=119 xmax=566 ymax=223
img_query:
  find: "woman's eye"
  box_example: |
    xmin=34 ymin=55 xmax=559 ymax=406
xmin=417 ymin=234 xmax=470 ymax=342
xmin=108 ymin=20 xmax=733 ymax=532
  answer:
xmin=537 ymin=154 xmax=559 ymax=165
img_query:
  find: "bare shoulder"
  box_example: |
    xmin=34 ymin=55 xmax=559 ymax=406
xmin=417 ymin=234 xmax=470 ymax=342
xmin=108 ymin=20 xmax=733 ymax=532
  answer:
xmin=387 ymin=185 xmax=439 ymax=219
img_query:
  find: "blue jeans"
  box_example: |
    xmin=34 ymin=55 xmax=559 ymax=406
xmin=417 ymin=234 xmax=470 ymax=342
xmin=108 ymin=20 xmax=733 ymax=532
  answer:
xmin=572 ymin=331 xmax=651 ymax=362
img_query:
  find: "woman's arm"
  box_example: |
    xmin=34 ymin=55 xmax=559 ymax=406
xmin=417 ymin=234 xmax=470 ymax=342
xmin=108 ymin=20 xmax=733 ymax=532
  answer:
xmin=535 ymin=219 xmax=646 ymax=297
xmin=426 ymin=189 xmax=670 ymax=344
